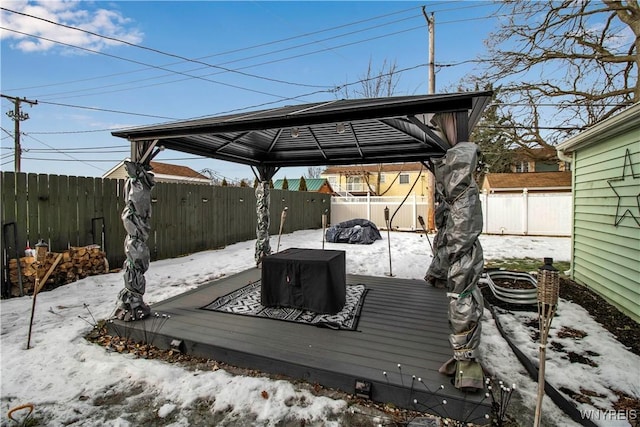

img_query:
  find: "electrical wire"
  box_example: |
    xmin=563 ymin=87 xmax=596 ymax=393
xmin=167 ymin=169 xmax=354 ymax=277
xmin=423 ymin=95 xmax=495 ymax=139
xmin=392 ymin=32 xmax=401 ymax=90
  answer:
xmin=36 ymin=100 xmax=181 ymax=120
xmin=25 ymin=62 xmax=430 ymax=135
xmin=21 ymin=133 xmax=106 ymax=172
xmin=1 ymin=6 xmax=331 ymax=90
xmin=0 ymin=27 xmax=303 ymax=101
xmin=23 ymin=144 xmax=127 ymax=151
xmin=3 ymin=4 xmax=513 ymax=101
xmin=2 ymin=4 xmax=429 ymax=93
xmin=31 ymin=13 xmax=425 ymax=101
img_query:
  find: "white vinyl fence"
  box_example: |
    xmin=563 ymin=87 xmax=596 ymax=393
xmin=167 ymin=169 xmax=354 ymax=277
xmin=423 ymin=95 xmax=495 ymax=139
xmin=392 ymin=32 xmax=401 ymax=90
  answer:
xmin=330 ymin=194 xmax=429 ymax=231
xmin=480 ymin=190 xmax=572 ymax=236
xmin=330 ymin=189 xmax=572 ymax=236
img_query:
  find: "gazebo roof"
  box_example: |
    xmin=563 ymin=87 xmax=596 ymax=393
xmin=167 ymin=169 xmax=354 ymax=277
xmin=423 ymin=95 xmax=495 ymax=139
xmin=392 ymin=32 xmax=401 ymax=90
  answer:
xmin=112 ymin=91 xmax=492 ymax=168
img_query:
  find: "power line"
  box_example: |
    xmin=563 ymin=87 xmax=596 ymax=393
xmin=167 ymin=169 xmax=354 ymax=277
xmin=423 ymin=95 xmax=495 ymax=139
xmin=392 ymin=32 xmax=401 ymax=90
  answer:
xmin=15 ymin=144 xmax=127 ymax=151
xmin=32 ymin=13 xmax=425 ymax=101
xmin=25 ymin=61 xmax=430 ymax=135
xmin=1 ymin=7 xmax=330 ymax=90
xmin=7 ymin=4 xmax=507 ymax=102
xmin=37 ymin=100 xmax=181 ymax=120
xmin=22 ymin=133 xmax=106 ymax=172
xmin=3 ymin=5 xmax=425 ymax=93
xmin=0 ymin=27 xmax=305 ymax=101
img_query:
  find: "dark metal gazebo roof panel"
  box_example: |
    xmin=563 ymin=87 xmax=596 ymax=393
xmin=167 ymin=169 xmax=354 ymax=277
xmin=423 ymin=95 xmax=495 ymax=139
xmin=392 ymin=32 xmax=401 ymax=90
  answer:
xmin=112 ymin=91 xmax=492 ymax=167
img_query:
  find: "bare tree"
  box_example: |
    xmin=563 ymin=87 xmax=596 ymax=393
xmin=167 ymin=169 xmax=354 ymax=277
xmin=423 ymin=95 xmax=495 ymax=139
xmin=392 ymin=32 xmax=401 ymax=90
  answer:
xmin=338 ymin=58 xmax=403 ymax=195
xmin=305 ymin=166 xmax=323 ymax=179
xmin=339 ymin=57 xmax=400 ymax=99
xmin=471 ymin=0 xmax=638 ymax=155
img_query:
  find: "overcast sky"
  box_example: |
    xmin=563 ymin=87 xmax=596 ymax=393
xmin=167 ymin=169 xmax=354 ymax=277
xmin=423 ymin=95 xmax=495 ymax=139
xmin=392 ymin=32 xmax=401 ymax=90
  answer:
xmin=1 ymin=1 xmax=502 ymax=181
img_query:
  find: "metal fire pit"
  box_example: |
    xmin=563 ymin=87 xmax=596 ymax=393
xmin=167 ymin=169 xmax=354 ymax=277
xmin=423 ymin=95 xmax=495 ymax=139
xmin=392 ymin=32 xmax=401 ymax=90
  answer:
xmin=480 ymin=270 xmax=538 ymax=305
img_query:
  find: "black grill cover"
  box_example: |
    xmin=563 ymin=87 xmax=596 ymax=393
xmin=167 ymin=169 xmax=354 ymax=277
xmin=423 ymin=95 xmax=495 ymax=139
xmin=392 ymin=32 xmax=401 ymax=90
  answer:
xmin=325 ymin=218 xmax=382 ymax=245
xmin=261 ymin=248 xmax=346 ymax=314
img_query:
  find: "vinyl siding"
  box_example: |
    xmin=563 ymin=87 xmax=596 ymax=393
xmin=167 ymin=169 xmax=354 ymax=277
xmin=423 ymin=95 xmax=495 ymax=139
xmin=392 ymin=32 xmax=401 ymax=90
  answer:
xmin=571 ymin=130 xmax=640 ymax=322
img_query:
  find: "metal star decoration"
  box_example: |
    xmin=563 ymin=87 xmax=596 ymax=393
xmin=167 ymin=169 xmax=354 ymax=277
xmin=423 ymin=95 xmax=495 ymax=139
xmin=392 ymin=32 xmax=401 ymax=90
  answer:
xmin=607 ymin=148 xmax=640 ymax=227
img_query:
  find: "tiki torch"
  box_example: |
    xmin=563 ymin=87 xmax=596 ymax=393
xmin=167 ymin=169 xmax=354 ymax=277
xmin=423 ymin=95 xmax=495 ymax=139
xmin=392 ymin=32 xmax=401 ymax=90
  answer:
xmin=534 ymin=257 xmax=560 ymax=427
xmin=27 ymin=239 xmax=48 ymax=349
xmin=321 ymin=208 xmax=328 ymax=250
xmin=276 ymin=207 xmax=288 ymax=253
xmin=384 ymin=206 xmax=394 ymax=277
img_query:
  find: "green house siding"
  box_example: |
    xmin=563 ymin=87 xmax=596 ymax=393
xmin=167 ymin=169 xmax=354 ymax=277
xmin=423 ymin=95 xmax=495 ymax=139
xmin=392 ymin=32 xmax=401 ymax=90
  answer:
xmin=571 ymin=130 xmax=640 ymax=323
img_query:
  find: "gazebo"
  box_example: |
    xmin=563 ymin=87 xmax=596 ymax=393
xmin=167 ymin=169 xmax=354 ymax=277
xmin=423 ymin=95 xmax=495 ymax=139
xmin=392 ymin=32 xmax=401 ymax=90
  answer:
xmin=110 ymin=91 xmax=493 ymax=422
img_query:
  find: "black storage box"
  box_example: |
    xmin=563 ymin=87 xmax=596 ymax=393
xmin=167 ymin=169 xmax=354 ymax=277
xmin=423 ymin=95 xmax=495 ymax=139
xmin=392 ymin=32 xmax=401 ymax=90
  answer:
xmin=261 ymin=248 xmax=346 ymax=314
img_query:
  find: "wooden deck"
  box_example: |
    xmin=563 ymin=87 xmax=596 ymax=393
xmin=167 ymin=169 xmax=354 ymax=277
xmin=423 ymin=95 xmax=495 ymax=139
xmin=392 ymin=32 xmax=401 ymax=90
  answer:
xmin=108 ymin=269 xmax=490 ymax=423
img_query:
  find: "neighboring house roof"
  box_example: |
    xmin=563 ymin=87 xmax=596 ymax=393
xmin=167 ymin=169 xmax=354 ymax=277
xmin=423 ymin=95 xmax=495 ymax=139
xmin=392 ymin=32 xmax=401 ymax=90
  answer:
xmin=322 ymin=162 xmax=425 ymax=175
xmin=102 ymin=160 xmax=210 ymax=183
xmin=482 ymin=171 xmax=572 ymax=191
xmin=148 ymin=161 xmax=209 ymax=180
xmin=513 ymin=146 xmax=558 ymax=161
xmin=273 ymin=178 xmax=333 ymax=192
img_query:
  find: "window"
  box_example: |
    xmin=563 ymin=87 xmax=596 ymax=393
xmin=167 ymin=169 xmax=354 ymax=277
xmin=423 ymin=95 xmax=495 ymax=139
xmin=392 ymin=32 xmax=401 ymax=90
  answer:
xmin=379 ymin=173 xmax=385 ymax=183
xmin=515 ymin=161 xmax=529 ymax=173
xmin=399 ymin=173 xmax=410 ymax=184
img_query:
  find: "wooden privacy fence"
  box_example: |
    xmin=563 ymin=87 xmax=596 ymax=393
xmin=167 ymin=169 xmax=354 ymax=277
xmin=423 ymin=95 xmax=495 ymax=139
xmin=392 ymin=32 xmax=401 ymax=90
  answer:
xmin=1 ymin=172 xmax=331 ymax=297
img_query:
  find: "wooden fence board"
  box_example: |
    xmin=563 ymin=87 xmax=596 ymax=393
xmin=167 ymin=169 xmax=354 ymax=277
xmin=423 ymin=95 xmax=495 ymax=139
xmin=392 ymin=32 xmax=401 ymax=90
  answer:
xmin=37 ymin=174 xmax=50 ymax=242
xmin=1 ymin=172 xmax=17 ymax=297
xmin=48 ymin=175 xmax=63 ymax=251
xmin=102 ymin=178 xmax=121 ymax=269
xmin=211 ymin=186 xmax=226 ymax=249
xmin=76 ymin=177 xmax=91 ymax=246
xmin=15 ymin=172 xmax=28 ymax=253
xmin=91 ymin=177 xmax=105 ymax=249
xmin=27 ymin=173 xmax=39 ymax=243
xmin=67 ymin=175 xmax=79 ymax=247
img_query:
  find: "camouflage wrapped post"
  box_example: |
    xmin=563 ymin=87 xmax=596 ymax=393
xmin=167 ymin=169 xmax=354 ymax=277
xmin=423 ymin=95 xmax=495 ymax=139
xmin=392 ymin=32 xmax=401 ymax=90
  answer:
xmin=115 ymin=161 xmax=155 ymax=321
xmin=255 ymin=180 xmax=272 ymax=265
xmin=425 ymin=142 xmax=484 ymax=391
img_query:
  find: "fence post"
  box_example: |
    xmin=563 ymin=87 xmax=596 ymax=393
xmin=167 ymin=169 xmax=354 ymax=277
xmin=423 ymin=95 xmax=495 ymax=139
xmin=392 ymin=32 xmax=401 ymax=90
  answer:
xmin=481 ymin=189 xmax=488 ymax=234
xmin=522 ymin=188 xmax=529 ymax=235
xmin=412 ymin=194 xmax=417 ymax=230
xmin=366 ymin=191 xmax=371 ymax=220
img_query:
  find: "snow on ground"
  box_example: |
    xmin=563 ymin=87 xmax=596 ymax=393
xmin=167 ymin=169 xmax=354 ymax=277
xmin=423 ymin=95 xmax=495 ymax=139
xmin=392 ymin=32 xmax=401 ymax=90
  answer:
xmin=1 ymin=230 xmax=637 ymax=426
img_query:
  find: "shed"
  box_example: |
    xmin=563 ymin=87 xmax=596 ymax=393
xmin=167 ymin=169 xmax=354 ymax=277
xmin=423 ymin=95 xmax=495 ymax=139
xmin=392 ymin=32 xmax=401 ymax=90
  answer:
xmin=102 ymin=160 xmax=211 ymax=185
xmin=273 ymin=178 xmax=334 ymax=194
xmin=481 ymin=171 xmax=572 ymax=193
xmin=557 ymin=103 xmax=640 ymax=323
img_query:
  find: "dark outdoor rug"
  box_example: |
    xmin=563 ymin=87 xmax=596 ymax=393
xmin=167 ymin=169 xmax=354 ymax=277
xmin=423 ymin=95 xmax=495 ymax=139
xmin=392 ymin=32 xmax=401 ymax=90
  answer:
xmin=201 ymin=281 xmax=367 ymax=330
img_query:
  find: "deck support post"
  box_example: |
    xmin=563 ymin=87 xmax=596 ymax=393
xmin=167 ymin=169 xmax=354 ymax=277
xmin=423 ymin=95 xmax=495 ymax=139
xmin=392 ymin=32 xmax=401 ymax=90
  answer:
xmin=425 ymin=131 xmax=485 ymax=391
xmin=254 ymin=166 xmax=279 ymax=266
xmin=114 ymin=140 xmax=158 ymax=321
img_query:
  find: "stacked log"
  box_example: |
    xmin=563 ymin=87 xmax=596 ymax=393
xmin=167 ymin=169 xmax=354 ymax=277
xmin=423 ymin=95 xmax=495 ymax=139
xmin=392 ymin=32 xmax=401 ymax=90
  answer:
xmin=9 ymin=245 xmax=109 ymax=297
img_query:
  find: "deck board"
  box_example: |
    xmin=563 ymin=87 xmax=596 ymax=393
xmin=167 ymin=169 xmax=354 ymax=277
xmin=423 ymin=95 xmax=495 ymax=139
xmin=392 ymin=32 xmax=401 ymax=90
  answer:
xmin=109 ymin=268 xmax=490 ymax=423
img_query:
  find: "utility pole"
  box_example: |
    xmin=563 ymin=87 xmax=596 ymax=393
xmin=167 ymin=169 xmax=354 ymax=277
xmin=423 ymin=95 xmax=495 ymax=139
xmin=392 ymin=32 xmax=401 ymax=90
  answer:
xmin=421 ymin=7 xmax=436 ymax=231
xmin=422 ymin=7 xmax=435 ymax=94
xmin=1 ymin=94 xmax=38 ymax=172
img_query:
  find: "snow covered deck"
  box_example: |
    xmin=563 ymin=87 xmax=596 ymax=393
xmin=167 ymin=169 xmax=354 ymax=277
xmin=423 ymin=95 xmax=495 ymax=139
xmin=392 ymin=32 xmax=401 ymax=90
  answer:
xmin=108 ymin=268 xmax=491 ymax=423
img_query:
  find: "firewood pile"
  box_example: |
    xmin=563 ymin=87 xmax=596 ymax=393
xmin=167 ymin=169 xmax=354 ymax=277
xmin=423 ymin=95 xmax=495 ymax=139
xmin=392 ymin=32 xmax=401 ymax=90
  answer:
xmin=8 ymin=245 xmax=109 ymax=297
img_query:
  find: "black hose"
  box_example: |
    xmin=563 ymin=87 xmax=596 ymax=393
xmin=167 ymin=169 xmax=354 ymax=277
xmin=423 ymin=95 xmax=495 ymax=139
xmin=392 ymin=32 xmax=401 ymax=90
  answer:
xmin=484 ymin=297 xmax=598 ymax=427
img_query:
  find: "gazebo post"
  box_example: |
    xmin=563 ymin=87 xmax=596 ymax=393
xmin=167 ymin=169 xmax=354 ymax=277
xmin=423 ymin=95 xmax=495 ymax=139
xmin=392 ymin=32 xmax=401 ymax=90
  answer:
xmin=425 ymin=112 xmax=485 ymax=391
xmin=114 ymin=140 xmax=161 ymax=321
xmin=254 ymin=166 xmax=279 ymax=266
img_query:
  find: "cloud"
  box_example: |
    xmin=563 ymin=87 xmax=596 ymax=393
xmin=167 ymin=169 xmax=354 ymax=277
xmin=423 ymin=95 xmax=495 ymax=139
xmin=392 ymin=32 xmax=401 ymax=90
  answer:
xmin=0 ymin=0 xmax=143 ymax=54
